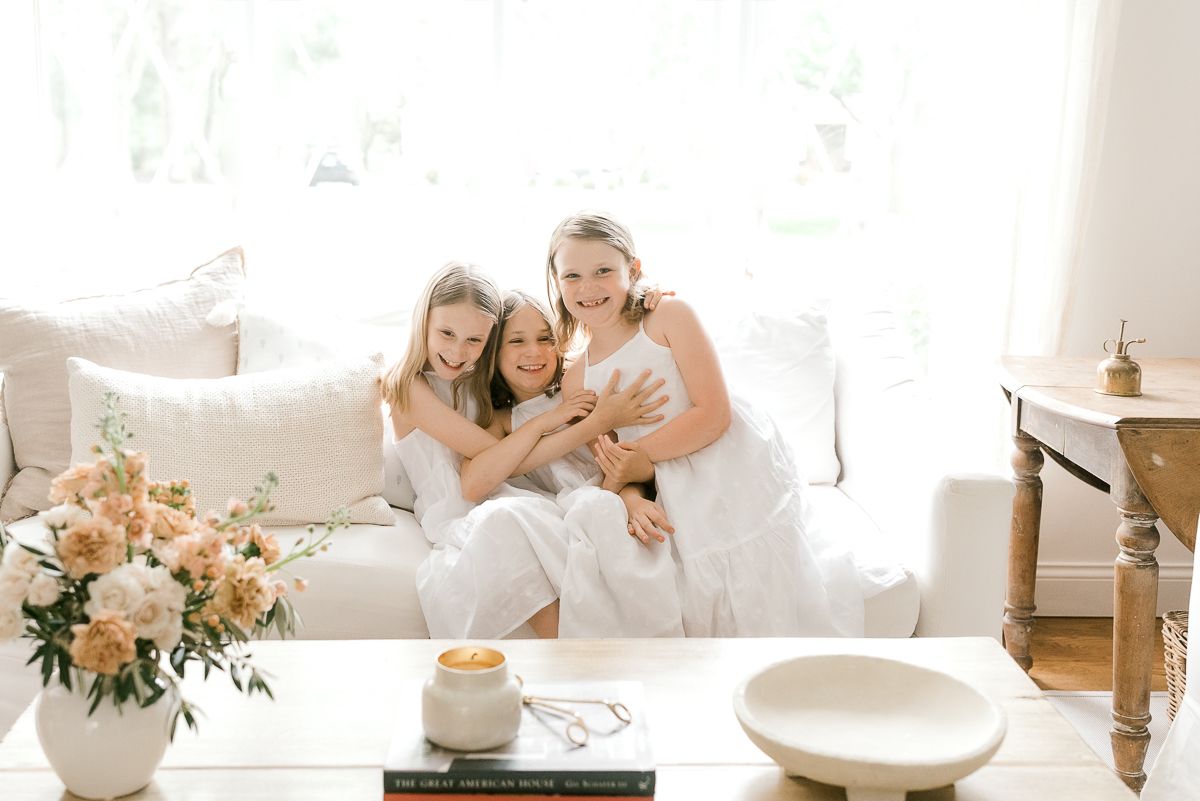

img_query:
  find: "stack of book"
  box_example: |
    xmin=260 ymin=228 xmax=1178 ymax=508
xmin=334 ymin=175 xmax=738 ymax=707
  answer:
xmin=383 ymin=681 xmax=654 ymax=800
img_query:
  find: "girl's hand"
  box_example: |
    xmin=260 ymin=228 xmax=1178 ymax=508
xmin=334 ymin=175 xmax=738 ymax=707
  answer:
xmin=623 ymin=494 xmax=674 ymax=545
xmin=537 ymin=390 xmax=596 ymax=432
xmin=592 ymin=434 xmax=655 ymax=484
xmin=595 ymin=369 xmax=669 ymax=430
xmin=642 ymin=286 xmax=676 ymax=311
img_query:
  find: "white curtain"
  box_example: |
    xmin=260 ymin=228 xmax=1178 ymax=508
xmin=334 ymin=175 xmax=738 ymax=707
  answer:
xmin=913 ymin=0 xmax=1124 ymax=471
xmin=1142 ymin=523 xmax=1200 ymax=797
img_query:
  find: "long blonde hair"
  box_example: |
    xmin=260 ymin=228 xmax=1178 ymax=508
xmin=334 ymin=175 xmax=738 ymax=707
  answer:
xmin=382 ymin=262 xmax=502 ymax=427
xmin=545 ymin=211 xmax=648 ymax=351
xmin=490 ymin=290 xmax=564 ymax=409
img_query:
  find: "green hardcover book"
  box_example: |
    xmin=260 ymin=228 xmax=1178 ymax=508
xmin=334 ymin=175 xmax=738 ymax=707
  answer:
xmin=383 ymin=681 xmax=655 ymax=797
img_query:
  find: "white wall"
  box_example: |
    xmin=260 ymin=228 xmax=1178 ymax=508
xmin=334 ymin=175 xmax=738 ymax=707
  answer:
xmin=1036 ymin=0 xmax=1200 ymax=615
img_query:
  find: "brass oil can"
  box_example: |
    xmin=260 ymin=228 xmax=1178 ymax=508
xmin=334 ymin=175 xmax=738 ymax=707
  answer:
xmin=1095 ymin=319 xmax=1146 ymax=397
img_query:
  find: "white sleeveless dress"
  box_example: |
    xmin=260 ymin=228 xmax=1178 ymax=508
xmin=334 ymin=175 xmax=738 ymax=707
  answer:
xmin=583 ymin=323 xmax=865 ymax=637
xmin=395 ymin=374 xmax=568 ymax=639
xmin=510 ymin=394 xmax=684 ymax=637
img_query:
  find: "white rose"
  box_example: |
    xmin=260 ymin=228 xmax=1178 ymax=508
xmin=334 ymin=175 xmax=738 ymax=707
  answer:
xmin=2 ymin=543 xmax=41 ymax=578
xmin=153 ymin=616 xmax=183 ymax=652
xmin=130 ymin=590 xmax=178 ymax=640
xmin=0 ymin=604 xmax=22 ymax=641
xmin=26 ymin=574 xmax=62 ymax=607
xmin=40 ymin=502 xmax=90 ymax=530
xmin=143 ymin=565 xmax=186 ymax=603
xmin=150 ymin=541 xmax=181 ymax=573
xmin=0 ymin=568 xmax=31 ymax=607
xmin=83 ymin=565 xmax=146 ymax=619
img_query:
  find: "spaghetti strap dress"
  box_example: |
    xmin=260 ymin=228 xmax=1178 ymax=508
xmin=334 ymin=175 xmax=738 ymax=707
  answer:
xmin=510 ymin=394 xmax=684 ymax=637
xmin=395 ymin=373 xmax=568 ymax=639
xmin=583 ymin=323 xmax=865 ymax=637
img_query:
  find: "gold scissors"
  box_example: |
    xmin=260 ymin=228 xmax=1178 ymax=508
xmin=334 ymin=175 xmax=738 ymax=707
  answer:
xmin=520 ymin=692 xmax=633 ymax=746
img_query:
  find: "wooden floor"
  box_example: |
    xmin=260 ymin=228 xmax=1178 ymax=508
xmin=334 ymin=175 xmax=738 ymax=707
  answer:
xmin=1028 ymin=616 xmax=1169 ymax=692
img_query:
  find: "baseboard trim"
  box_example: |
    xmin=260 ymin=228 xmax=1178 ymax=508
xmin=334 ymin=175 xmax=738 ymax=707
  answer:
xmin=1035 ymin=562 xmax=1194 ymax=616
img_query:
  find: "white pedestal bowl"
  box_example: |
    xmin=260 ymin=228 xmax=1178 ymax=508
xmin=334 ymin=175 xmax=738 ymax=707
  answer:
xmin=732 ymin=654 xmax=1007 ymax=801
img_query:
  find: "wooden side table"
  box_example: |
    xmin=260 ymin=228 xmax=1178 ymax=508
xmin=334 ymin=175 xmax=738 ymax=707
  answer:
xmin=1000 ymin=356 xmax=1200 ymax=791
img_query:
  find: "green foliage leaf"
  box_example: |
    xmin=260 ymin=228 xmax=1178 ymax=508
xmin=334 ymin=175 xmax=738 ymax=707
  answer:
xmin=170 ymin=645 xmax=187 ymax=678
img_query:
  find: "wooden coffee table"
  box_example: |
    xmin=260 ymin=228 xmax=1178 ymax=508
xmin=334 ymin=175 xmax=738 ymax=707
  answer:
xmin=0 ymin=638 xmax=1134 ymax=799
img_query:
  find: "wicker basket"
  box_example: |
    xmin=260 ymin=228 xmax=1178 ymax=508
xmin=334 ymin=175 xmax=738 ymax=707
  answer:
xmin=1164 ymin=610 xmax=1189 ymax=722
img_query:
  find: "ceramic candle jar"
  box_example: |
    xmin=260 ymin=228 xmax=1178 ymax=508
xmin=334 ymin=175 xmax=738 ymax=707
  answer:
xmin=422 ymin=646 xmax=523 ymax=751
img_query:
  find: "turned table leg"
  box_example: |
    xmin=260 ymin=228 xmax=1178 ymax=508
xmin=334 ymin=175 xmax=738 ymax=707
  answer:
xmin=1004 ymin=432 xmax=1043 ymax=671
xmin=1110 ymin=465 xmax=1160 ymax=793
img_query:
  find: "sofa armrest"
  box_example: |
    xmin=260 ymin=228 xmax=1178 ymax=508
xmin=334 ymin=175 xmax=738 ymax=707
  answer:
xmin=908 ymin=472 xmax=1013 ymax=638
xmin=840 ymin=464 xmax=1013 ymax=640
xmin=0 ymin=374 xmax=15 ymax=514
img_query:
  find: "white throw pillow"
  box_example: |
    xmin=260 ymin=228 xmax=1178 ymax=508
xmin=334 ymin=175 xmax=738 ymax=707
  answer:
xmin=714 ymin=308 xmax=840 ymax=485
xmin=237 ymin=307 xmax=408 ymax=373
xmin=237 ymin=307 xmax=416 ymax=510
xmin=66 ymin=355 xmax=394 ymax=526
xmin=0 ymin=248 xmax=245 ymax=520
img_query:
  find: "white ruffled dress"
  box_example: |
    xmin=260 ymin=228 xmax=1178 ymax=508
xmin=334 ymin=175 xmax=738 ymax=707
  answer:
xmin=583 ymin=323 xmax=865 ymax=637
xmin=396 ymin=374 xmax=568 ymax=639
xmin=510 ymin=394 xmax=684 ymax=637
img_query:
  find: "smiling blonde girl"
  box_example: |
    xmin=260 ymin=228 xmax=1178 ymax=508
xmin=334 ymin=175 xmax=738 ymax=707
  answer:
xmin=546 ymin=211 xmax=866 ymax=638
xmin=458 ymin=290 xmax=683 ymax=636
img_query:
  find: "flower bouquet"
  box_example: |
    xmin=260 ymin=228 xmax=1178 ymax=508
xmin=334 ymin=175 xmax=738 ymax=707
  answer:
xmin=0 ymin=393 xmax=346 ymax=753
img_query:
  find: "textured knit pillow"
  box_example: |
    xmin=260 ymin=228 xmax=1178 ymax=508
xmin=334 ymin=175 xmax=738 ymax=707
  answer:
xmin=0 ymin=249 xmax=244 ymax=520
xmin=66 ymin=355 xmax=393 ymax=526
xmin=236 ymin=307 xmax=415 ymax=510
xmin=714 ymin=308 xmax=840 ymax=485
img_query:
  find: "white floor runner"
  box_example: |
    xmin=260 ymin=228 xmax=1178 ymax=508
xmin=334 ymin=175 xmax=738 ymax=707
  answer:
xmin=1045 ymin=690 xmax=1170 ymax=774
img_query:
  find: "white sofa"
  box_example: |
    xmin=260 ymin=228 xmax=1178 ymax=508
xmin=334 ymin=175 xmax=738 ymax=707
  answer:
xmin=0 ymin=299 xmax=1014 ymax=739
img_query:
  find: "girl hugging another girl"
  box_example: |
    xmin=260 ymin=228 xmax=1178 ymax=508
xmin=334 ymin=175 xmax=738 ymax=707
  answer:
xmin=546 ymin=211 xmax=866 ymax=637
xmin=462 ymin=291 xmax=685 ymax=637
xmin=382 ymin=263 xmax=664 ymax=639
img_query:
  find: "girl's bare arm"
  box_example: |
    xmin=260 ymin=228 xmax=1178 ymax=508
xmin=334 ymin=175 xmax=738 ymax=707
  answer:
xmin=392 ymin=375 xmax=500 ymax=458
xmin=632 ymin=298 xmax=731 ymax=462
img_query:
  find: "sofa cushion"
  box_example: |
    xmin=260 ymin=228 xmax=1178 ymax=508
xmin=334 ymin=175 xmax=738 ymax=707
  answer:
xmin=715 ymin=308 xmax=840 ymax=484
xmin=0 ymin=248 xmax=244 ymax=520
xmin=0 ymin=639 xmax=39 ymax=741
xmin=238 ymin=307 xmax=416 ymax=510
xmin=806 ymin=485 xmax=917 ymax=637
xmin=237 ymin=307 xmax=406 ymax=373
xmin=273 ymin=508 xmax=430 ymax=639
xmin=66 ymin=355 xmax=394 ymax=526
xmin=0 ymin=375 xmax=14 ymax=508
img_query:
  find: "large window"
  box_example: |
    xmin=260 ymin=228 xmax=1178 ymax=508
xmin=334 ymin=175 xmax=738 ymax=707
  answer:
xmin=5 ymin=0 xmax=1109 ymax=470
xmin=14 ymin=2 xmax=925 ymax=313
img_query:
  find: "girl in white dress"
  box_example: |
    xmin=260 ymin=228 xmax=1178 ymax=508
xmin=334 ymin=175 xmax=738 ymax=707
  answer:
xmin=459 ymin=291 xmax=684 ymax=636
xmin=382 ymin=262 xmax=659 ymax=638
xmin=545 ymin=212 xmax=866 ymax=637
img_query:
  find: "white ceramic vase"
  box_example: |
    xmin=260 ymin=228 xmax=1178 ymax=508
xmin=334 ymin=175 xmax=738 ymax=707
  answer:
xmin=35 ymin=672 xmax=178 ymax=800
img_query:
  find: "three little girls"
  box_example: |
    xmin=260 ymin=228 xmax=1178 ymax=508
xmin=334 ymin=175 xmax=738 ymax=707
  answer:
xmin=385 ymin=215 xmax=866 ymax=639
xmin=382 ymin=262 xmax=662 ymax=638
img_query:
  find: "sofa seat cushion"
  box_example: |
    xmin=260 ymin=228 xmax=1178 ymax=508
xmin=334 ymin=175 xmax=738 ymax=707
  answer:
xmin=269 ymin=507 xmax=430 ymax=640
xmin=806 ymin=485 xmax=917 ymax=638
xmin=0 ymin=639 xmax=39 ymax=742
xmin=2 ymin=504 xmax=431 ymax=643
